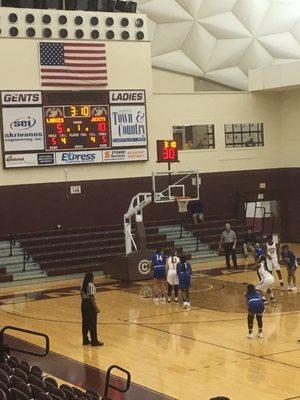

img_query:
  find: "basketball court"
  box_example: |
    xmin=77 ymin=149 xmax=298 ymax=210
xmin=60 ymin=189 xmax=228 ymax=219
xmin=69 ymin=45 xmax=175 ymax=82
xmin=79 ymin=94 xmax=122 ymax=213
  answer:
xmin=0 ymin=1 xmax=300 ymax=400
xmin=0 ymin=254 xmax=299 ymax=400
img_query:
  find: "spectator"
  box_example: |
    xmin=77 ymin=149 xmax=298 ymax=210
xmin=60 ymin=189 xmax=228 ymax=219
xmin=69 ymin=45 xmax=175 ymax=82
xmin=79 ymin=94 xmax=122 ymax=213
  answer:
xmin=190 ymin=200 xmax=204 ymax=224
xmin=183 ymin=139 xmax=193 ymax=150
xmin=219 ymin=223 xmax=238 ymax=270
xmin=243 ymin=228 xmax=256 ymax=258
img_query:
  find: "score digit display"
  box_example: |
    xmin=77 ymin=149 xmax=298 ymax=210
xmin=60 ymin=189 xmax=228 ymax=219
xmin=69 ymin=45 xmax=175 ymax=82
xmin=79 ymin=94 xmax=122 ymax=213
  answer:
xmin=156 ymin=140 xmax=179 ymax=163
xmin=44 ymin=105 xmax=110 ymax=151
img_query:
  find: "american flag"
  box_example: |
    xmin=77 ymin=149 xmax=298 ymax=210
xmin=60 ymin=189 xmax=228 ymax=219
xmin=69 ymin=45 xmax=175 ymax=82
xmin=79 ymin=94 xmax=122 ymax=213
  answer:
xmin=39 ymin=42 xmax=107 ymax=87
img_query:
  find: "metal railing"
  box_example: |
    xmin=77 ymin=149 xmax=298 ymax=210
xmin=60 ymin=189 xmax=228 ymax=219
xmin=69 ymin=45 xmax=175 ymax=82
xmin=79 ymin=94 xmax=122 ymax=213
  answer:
xmin=103 ymin=365 xmax=131 ymax=399
xmin=9 ymin=235 xmax=16 ymax=257
xmin=7 ymin=235 xmax=32 ymax=273
xmin=0 ymin=326 xmax=49 ymax=362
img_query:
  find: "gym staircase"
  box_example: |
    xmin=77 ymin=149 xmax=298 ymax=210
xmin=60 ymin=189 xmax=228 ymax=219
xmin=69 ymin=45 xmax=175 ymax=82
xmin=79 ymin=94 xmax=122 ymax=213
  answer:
xmin=0 ymin=240 xmax=46 ymax=283
xmin=158 ymin=224 xmax=219 ymax=264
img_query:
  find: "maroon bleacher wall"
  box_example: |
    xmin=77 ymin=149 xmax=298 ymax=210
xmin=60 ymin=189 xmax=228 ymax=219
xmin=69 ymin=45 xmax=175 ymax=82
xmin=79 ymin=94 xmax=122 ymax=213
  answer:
xmin=0 ymin=167 xmax=298 ymax=241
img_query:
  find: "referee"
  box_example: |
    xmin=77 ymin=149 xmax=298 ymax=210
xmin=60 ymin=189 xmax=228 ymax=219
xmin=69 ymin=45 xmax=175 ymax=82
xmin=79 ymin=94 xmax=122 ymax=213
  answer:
xmin=81 ymin=272 xmax=103 ymax=347
xmin=219 ymin=223 xmax=238 ymax=270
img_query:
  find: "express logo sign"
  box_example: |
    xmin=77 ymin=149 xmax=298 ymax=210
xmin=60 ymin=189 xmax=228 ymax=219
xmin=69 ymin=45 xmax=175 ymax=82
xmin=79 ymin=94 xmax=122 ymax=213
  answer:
xmin=61 ymin=153 xmax=96 ymax=162
xmin=9 ymin=116 xmax=36 ymax=131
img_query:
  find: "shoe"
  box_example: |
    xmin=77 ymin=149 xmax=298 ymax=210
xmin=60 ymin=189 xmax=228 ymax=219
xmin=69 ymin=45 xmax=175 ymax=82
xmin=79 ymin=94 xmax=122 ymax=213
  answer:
xmin=287 ymin=286 xmax=292 ymax=292
xmin=82 ymin=340 xmax=91 ymax=345
xmin=247 ymin=333 xmax=254 ymax=339
xmin=292 ymin=286 xmax=298 ymax=293
xmin=257 ymin=332 xmax=263 ymax=338
xmin=174 ymin=297 xmax=179 ymax=304
xmin=161 ymin=296 xmax=166 ymax=302
xmin=167 ymin=297 xmax=171 ymax=303
xmin=154 ymin=296 xmax=159 ymax=302
xmin=270 ymin=296 xmax=276 ymax=303
xmin=183 ymin=302 xmax=187 ymax=308
xmin=91 ymin=341 xmax=104 ymax=347
xmin=280 ymin=281 xmax=284 ymax=287
xmin=187 ymin=302 xmax=191 ymax=308
xmin=262 ymin=297 xmax=268 ymax=304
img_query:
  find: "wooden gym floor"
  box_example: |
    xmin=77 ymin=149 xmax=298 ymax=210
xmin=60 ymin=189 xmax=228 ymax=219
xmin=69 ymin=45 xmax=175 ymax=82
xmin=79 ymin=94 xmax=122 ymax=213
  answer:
xmin=0 ymin=252 xmax=299 ymax=400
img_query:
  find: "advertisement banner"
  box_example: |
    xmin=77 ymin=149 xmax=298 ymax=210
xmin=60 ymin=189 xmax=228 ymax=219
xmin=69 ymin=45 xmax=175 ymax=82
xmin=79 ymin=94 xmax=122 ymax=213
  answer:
xmin=4 ymin=153 xmax=55 ymax=168
xmin=1 ymin=91 xmax=42 ymax=106
xmin=2 ymin=107 xmax=45 ymax=151
xmin=56 ymin=150 xmax=103 ymax=165
xmin=110 ymin=105 xmax=147 ymax=147
xmin=109 ymin=90 xmax=145 ymax=104
xmin=103 ymin=148 xmax=148 ymax=163
xmin=37 ymin=153 xmax=55 ymax=165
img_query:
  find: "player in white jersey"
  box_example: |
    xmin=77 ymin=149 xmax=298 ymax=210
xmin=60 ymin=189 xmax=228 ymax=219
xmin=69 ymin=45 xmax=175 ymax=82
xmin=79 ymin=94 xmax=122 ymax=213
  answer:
xmin=255 ymin=254 xmax=275 ymax=303
xmin=166 ymin=250 xmax=180 ymax=303
xmin=265 ymin=235 xmax=284 ymax=287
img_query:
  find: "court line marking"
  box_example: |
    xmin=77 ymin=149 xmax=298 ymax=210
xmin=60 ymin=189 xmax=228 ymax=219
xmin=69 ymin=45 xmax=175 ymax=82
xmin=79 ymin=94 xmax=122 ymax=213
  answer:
xmin=263 ymin=347 xmax=300 ymax=357
xmin=132 ymin=321 xmax=300 ymax=371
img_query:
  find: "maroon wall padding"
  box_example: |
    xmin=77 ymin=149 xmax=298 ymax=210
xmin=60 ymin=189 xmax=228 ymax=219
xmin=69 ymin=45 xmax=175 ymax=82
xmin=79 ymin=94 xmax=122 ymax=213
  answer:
xmin=0 ymin=274 xmax=13 ymax=282
xmin=0 ymin=168 xmax=298 ymax=241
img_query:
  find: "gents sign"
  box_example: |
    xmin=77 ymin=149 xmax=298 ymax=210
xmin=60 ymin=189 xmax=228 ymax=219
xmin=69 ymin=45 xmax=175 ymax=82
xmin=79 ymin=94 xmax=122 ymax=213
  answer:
xmin=1 ymin=91 xmax=42 ymax=105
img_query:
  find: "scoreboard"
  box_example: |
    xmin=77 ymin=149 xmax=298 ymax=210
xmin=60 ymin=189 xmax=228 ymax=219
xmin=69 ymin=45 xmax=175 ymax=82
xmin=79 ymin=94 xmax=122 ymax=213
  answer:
xmin=156 ymin=140 xmax=179 ymax=163
xmin=44 ymin=105 xmax=110 ymax=150
xmin=0 ymin=90 xmax=148 ymax=168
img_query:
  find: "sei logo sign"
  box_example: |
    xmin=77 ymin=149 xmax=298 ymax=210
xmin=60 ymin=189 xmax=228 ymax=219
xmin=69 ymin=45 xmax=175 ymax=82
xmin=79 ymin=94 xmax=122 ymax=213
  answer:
xmin=10 ymin=116 xmax=36 ymax=130
xmin=2 ymin=107 xmax=44 ymax=152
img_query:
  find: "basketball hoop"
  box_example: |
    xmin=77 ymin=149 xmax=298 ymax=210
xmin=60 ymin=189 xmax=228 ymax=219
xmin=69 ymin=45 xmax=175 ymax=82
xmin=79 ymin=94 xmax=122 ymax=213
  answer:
xmin=176 ymin=197 xmax=191 ymax=213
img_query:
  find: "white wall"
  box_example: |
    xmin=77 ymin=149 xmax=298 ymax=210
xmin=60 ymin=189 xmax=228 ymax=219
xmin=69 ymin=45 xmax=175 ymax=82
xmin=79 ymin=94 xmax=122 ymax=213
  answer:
xmin=152 ymin=68 xmax=195 ymax=93
xmin=152 ymin=92 xmax=282 ymax=173
xmin=0 ymin=38 xmax=286 ymax=186
xmin=280 ymin=90 xmax=300 ymax=168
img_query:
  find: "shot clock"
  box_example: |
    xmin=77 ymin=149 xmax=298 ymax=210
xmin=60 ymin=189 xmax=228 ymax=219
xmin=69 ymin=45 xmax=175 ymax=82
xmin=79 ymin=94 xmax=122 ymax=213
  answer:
xmin=156 ymin=140 xmax=179 ymax=163
xmin=44 ymin=105 xmax=110 ymax=150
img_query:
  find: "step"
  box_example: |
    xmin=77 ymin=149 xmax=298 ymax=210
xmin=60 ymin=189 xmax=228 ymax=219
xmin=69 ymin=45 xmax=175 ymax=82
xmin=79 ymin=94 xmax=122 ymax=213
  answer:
xmin=0 ymin=256 xmax=35 ymax=266
xmin=0 ymin=249 xmax=24 ymax=257
xmin=6 ymin=264 xmax=41 ymax=273
xmin=13 ymin=271 xmax=48 ymax=281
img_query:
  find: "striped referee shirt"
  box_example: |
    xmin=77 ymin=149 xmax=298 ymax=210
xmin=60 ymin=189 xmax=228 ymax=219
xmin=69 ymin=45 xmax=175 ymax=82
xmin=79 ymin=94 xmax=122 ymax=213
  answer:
xmin=81 ymin=282 xmax=96 ymax=299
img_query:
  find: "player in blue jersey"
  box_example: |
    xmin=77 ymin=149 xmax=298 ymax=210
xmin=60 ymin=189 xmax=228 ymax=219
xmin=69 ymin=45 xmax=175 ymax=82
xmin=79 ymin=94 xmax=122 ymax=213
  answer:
xmin=245 ymin=284 xmax=265 ymax=339
xmin=150 ymin=249 xmax=167 ymax=302
xmin=281 ymin=245 xmax=297 ymax=292
xmin=252 ymin=243 xmax=264 ymax=261
xmin=177 ymin=255 xmax=192 ymax=308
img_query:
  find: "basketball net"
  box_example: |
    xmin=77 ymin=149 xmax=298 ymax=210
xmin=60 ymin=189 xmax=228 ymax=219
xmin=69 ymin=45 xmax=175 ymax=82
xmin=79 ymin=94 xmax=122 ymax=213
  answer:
xmin=176 ymin=197 xmax=191 ymax=213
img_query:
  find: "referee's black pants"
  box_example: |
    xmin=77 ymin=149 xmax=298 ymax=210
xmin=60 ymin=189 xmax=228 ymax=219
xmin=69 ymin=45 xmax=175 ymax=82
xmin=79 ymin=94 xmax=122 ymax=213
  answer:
xmin=224 ymin=242 xmax=237 ymax=270
xmin=81 ymin=299 xmax=98 ymax=344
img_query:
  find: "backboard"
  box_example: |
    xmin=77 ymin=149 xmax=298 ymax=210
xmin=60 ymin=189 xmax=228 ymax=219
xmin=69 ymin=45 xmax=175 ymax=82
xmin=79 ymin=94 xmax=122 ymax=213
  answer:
xmin=152 ymin=170 xmax=200 ymax=203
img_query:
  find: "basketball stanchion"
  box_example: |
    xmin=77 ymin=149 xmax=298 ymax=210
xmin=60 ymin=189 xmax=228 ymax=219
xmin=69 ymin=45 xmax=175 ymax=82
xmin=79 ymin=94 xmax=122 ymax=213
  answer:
xmin=176 ymin=196 xmax=190 ymax=239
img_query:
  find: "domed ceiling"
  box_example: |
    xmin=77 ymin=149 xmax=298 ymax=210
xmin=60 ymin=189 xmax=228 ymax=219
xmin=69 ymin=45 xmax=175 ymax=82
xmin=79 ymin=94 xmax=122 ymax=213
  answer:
xmin=136 ymin=0 xmax=300 ymax=90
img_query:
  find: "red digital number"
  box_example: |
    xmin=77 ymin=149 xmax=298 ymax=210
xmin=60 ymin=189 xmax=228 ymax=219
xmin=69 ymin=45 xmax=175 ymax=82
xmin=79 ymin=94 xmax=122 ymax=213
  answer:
xmin=100 ymin=136 xmax=107 ymax=144
xmin=98 ymin=122 xmax=107 ymax=132
xmin=168 ymin=147 xmax=175 ymax=159
xmin=56 ymin=123 xmax=63 ymax=134
xmin=162 ymin=148 xmax=169 ymax=160
xmin=51 ymin=137 xmax=57 ymax=146
xmin=162 ymin=147 xmax=175 ymax=160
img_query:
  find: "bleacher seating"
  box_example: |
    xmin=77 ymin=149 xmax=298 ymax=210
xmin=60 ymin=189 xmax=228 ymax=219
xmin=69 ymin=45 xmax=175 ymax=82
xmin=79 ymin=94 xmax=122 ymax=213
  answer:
xmin=0 ymin=214 xmax=254 ymax=281
xmin=0 ymin=353 xmax=102 ymax=400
